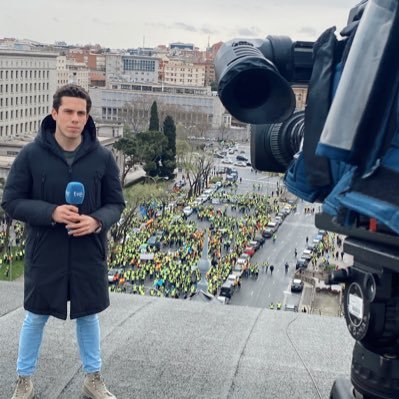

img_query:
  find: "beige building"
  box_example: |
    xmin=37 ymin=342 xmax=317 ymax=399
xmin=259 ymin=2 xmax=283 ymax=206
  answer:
xmin=0 ymin=49 xmax=57 ymax=140
xmin=56 ymin=55 xmax=89 ymax=90
xmin=56 ymin=56 xmax=69 ymax=87
xmin=162 ymin=59 xmax=205 ymax=87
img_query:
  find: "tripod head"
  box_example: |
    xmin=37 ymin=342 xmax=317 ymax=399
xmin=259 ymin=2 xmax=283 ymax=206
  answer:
xmin=316 ymin=213 xmax=399 ymax=399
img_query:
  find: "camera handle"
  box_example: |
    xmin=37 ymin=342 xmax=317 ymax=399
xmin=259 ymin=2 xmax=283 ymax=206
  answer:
xmin=325 ymin=236 xmax=399 ymax=399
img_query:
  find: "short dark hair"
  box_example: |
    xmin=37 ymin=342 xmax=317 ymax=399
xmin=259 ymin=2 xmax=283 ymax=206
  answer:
xmin=52 ymin=84 xmax=92 ymax=113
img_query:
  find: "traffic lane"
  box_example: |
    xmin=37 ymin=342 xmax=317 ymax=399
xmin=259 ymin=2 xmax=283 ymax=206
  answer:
xmin=229 ymin=209 xmax=319 ymax=308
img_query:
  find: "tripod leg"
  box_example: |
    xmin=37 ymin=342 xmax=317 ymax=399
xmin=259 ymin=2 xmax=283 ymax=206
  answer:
xmin=330 ymin=377 xmax=356 ymax=399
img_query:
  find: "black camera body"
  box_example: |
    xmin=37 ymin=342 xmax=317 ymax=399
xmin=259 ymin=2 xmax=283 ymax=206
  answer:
xmin=215 ymin=1 xmax=399 ymax=398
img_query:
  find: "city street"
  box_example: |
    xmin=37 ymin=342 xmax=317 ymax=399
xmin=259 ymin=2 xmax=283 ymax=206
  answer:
xmin=229 ymin=202 xmax=319 ymax=309
xmin=190 ymin=144 xmax=321 ymax=309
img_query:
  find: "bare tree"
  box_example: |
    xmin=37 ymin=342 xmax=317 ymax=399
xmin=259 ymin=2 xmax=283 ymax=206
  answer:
xmin=120 ymin=95 xmax=153 ymax=133
xmin=181 ymin=150 xmax=215 ymax=198
xmin=109 ymin=182 xmax=172 ymax=258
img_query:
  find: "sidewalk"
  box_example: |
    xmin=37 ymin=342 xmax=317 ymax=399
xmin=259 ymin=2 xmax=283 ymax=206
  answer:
xmin=297 ymin=235 xmax=353 ymax=316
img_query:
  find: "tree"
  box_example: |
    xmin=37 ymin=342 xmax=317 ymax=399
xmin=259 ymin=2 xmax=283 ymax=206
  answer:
xmin=113 ymin=125 xmax=139 ymax=187
xmin=136 ymin=130 xmax=168 ymax=177
xmin=149 ymin=101 xmax=159 ymax=131
xmin=109 ymin=182 xmax=170 ymax=257
xmin=121 ymin=96 xmax=152 ymax=133
xmin=161 ymin=115 xmax=177 ymax=179
xmin=181 ymin=150 xmax=214 ymax=198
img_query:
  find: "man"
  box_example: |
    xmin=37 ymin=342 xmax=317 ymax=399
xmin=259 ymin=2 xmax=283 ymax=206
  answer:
xmin=2 ymin=84 xmax=125 ymax=399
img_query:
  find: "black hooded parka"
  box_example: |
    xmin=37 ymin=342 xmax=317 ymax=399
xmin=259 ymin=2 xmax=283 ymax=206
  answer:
xmin=2 ymin=115 xmax=125 ymax=320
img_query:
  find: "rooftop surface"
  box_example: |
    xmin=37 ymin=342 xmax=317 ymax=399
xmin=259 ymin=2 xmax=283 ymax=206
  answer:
xmin=0 ymin=280 xmax=354 ymax=399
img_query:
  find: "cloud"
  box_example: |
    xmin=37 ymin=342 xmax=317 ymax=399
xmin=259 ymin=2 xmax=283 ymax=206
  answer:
xmin=235 ymin=26 xmax=262 ymax=37
xmin=91 ymin=17 xmax=113 ymax=27
xmin=173 ymin=22 xmax=198 ymax=33
xmin=297 ymin=26 xmax=318 ymax=37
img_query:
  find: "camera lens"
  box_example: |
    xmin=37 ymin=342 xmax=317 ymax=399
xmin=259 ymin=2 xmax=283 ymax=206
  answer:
xmin=251 ymin=110 xmax=305 ymax=173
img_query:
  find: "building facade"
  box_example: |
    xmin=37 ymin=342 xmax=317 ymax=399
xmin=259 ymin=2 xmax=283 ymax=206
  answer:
xmin=105 ymin=54 xmax=159 ymax=84
xmin=162 ymin=59 xmax=206 ymax=87
xmin=89 ymin=83 xmax=226 ymax=132
xmin=0 ymin=49 xmax=57 ymax=140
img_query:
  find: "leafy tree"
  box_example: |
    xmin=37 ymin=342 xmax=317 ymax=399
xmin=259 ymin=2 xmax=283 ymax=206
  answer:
xmin=113 ymin=125 xmax=139 ymax=187
xmin=136 ymin=130 xmax=168 ymax=177
xmin=163 ymin=115 xmax=176 ymax=155
xmin=161 ymin=115 xmax=177 ymax=179
xmin=149 ymin=101 xmax=159 ymax=131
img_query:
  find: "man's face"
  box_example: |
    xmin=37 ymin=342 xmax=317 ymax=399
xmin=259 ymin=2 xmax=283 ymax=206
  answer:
xmin=51 ymin=96 xmax=88 ymax=145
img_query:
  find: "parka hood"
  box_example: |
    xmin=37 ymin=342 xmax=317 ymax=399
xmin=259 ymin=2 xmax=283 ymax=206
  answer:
xmin=35 ymin=114 xmax=98 ymax=153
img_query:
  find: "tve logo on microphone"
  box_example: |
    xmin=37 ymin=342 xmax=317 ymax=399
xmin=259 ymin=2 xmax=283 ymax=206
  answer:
xmin=65 ymin=182 xmax=85 ymax=205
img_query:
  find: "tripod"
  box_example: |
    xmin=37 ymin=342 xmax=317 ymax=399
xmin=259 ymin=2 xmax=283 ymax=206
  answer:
xmin=315 ymin=214 xmax=399 ymax=399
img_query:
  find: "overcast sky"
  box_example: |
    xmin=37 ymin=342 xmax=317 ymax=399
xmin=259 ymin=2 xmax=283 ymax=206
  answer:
xmin=2 ymin=0 xmax=361 ymax=50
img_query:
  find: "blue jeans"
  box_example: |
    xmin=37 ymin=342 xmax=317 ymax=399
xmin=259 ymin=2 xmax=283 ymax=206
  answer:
xmin=17 ymin=311 xmax=101 ymax=376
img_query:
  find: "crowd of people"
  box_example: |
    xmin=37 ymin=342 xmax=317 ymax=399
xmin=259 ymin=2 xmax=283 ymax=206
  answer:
xmin=0 ymin=178 xmax=343 ymax=299
xmin=107 ymin=181 xmax=292 ymax=299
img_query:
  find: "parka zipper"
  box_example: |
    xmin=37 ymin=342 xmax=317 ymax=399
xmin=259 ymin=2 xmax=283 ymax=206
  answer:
xmin=68 ymin=167 xmax=72 ymax=279
xmin=41 ymin=174 xmax=46 ymax=200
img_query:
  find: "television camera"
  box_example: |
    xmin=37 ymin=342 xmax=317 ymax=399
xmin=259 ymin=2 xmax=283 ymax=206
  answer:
xmin=215 ymin=1 xmax=399 ymax=398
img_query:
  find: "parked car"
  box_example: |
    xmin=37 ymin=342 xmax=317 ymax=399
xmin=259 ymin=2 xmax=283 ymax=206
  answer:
xmin=291 ymin=278 xmax=304 ymax=293
xmin=226 ymin=174 xmax=237 ymax=182
xmin=244 ymin=246 xmax=256 ymax=257
xmin=301 ymin=249 xmax=313 ymax=261
xmin=254 ymin=234 xmax=266 ymax=245
xmin=234 ymin=258 xmax=249 ymax=276
xmin=236 ymin=154 xmax=248 ymax=162
xmin=282 ymin=205 xmax=292 ymax=216
xmin=262 ymin=221 xmax=278 ymax=237
xmin=248 ymin=240 xmax=260 ymax=251
xmin=275 ymin=216 xmax=283 ymax=225
xmin=147 ymin=235 xmax=161 ymax=251
xmin=182 ymin=206 xmax=193 ymax=216
xmin=262 ymin=227 xmax=274 ymax=238
xmin=197 ymin=194 xmax=209 ymax=204
xmin=296 ymin=257 xmax=309 ymax=269
xmin=227 ymin=274 xmax=240 ymax=287
xmin=219 ymin=280 xmax=235 ymax=300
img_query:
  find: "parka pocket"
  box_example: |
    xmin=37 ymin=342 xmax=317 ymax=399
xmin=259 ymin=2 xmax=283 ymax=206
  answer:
xmin=26 ymin=228 xmax=47 ymax=263
xmin=91 ymin=233 xmax=106 ymax=261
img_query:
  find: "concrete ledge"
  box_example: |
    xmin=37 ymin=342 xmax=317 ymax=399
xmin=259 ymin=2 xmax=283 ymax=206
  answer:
xmin=0 ymin=281 xmax=354 ymax=399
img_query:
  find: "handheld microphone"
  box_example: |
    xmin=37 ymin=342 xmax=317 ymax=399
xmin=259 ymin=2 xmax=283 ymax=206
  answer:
xmin=65 ymin=181 xmax=85 ymax=205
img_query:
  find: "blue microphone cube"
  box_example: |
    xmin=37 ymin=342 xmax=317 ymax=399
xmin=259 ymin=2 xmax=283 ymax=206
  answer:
xmin=65 ymin=182 xmax=85 ymax=205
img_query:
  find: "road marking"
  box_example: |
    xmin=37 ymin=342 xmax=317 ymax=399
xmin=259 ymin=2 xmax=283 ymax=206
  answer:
xmin=250 ymin=291 xmax=254 ymax=296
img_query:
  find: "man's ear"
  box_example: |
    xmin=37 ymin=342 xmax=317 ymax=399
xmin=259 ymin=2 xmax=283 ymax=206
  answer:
xmin=51 ymin=108 xmax=58 ymax=121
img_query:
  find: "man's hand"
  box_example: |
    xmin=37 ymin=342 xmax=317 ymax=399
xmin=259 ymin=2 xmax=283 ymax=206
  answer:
xmin=52 ymin=205 xmax=80 ymax=224
xmin=52 ymin=205 xmax=101 ymax=237
xmin=65 ymin=214 xmax=101 ymax=237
